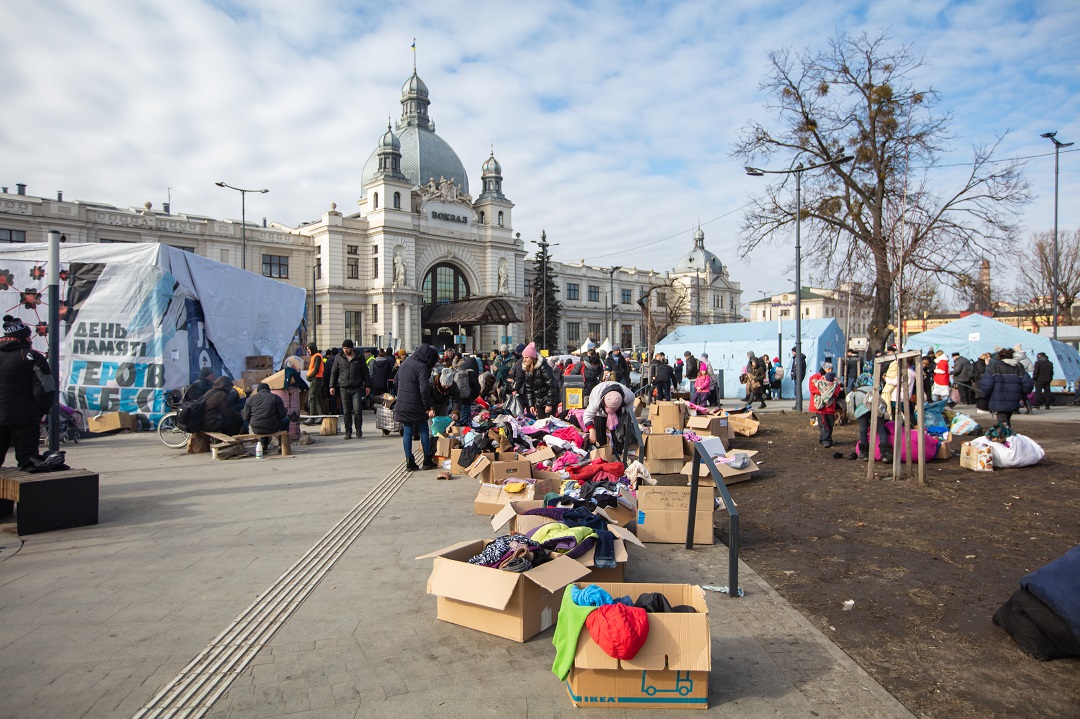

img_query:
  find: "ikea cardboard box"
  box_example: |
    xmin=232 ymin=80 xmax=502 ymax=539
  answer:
xmin=648 ymin=401 xmax=687 ymax=432
xmin=681 ymin=445 xmax=759 ymax=486
xmin=635 ymin=480 xmax=716 ymax=544
xmin=88 ymin=411 xmax=137 ymax=433
xmin=642 ymin=434 xmax=690 ymax=474
xmin=490 ymin=502 xmax=645 ymax=581
xmin=564 ymin=582 xmax=711 ymax=709
xmin=417 ymin=540 xmax=590 ymax=642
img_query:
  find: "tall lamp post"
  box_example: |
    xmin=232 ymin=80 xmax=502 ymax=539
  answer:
xmin=530 ymin=231 xmax=558 ymax=352
xmin=215 ymin=182 xmax=268 ymax=271
xmin=746 ymin=154 xmax=853 ymax=411
xmin=608 ymin=266 xmax=622 ymax=347
xmin=1040 ymin=132 xmax=1073 ymax=340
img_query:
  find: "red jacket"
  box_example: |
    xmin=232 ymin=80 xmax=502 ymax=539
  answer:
xmin=808 ymin=372 xmax=840 ymax=415
xmin=934 ymin=358 xmax=950 ymax=386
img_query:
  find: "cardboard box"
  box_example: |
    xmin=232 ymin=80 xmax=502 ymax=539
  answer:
xmin=648 ymin=401 xmax=687 ymax=432
xmin=727 ymin=411 xmax=760 ymax=437
xmin=436 ymin=436 xmax=459 ymax=458
xmin=380 ymin=393 xmax=396 ymax=409
xmin=589 ymin=445 xmax=614 ymax=462
xmin=262 ymin=369 xmax=287 ymax=390
xmin=642 ymin=433 xmax=690 ymax=474
xmin=451 ymin=448 xmax=495 ymax=476
xmin=245 ymin=355 xmax=273 ymax=370
xmin=526 ymin=446 xmax=558 ymax=465
xmin=635 ymin=481 xmax=716 ymax=544
xmin=564 ymin=582 xmax=711 ymax=709
xmin=935 ymin=439 xmax=952 ymax=460
xmin=474 ymin=482 xmax=548 ymax=515
xmin=681 ymin=440 xmax=758 ymax=486
xmin=87 ymin=411 xmax=138 ymax=433
xmin=417 ymin=540 xmax=590 ymax=642
xmin=686 ymin=415 xmax=732 ymax=442
xmin=467 ymin=455 xmax=533 ymax=484
xmin=240 ymin=369 xmax=273 ymax=392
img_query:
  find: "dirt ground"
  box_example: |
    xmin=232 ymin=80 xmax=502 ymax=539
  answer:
xmin=709 ymin=411 xmax=1080 ymax=719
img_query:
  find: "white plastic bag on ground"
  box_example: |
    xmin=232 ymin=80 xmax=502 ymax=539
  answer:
xmin=971 ymin=434 xmax=1045 ymax=468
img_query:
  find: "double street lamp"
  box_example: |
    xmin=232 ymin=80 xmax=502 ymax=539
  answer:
xmin=1040 ymin=131 xmax=1073 ymax=340
xmin=746 ymin=154 xmax=853 ymax=411
xmin=215 ymin=182 xmax=269 ymax=271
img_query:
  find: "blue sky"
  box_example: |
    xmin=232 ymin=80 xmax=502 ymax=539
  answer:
xmin=2 ymin=0 xmax=1077 ymax=308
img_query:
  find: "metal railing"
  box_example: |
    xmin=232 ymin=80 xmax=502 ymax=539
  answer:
xmin=686 ymin=442 xmax=741 ymax=597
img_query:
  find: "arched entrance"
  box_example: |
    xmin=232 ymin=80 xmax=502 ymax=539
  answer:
xmin=421 ymin=263 xmax=470 ymax=349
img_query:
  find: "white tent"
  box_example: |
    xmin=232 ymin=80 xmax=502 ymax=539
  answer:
xmin=0 ymin=243 xmax=306 ymax=424
xmin=655 ymin=319 xmax=847 ymax=399
xmin=905 ymin=314 xmax=1080 ymax=384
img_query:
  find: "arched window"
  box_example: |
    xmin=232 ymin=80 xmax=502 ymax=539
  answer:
xmin=479 ymin=211 xmax=486 ymax=225
xmin=373 ymin=192 xmax=379 ymax=209
xmin=421 ymin=263 xmax=470 ymax=306
xmin=497 ymin=211 xmax=504 ymax=226
xmin=393 ymin=192 xmax=401 ymax=209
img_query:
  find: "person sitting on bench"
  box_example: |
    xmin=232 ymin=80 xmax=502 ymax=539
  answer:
xmin=242 ymin=383 xmax=288 ymax=451
xmin=202 ymin=377 xmax=244 ymax=436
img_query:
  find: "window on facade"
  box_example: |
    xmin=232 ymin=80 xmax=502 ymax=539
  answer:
xmin=172 ymin=246 xmax=196 ymax=253
xmin=262 ymin=254 xmax=289 ymax=278
xmin=347 ymin=245 xmax=358 ymax=255
xmin=372 ymin=258 xmax=379 ymax=279
xmin=567 ymin=322 xmax=581 ymax=344
xmin=621 ymin=325 xmax=633 ymax=349
xmin=497 ymin=211 xmax=504 ymax=226
xmin=713 ymin=293 xmax=720 ymax=308
xmin=729 ymin=296 xmax=734 ymax=310
xmin=99 ymin=238 xmax=131 ymax=243
xmin=371 ymin=303 xmax=379 ymax=323
xmin=588 ymin=322 xmax=601 ymax=339
xmin=347 ymin=258 xmax=359 ymax=279
xmin=524 ymin=278 xmax=531 ymax=296
xmin=567 ymin=283 xmax=580 ymax=301
xmin=393 ymin=192 xmax=401 ymax=209
xmin=315 ymin=258 xmax=322 ymax=280
xmin=373 ymin=192 xmax=379 ymax=209
xmin=621 ymin=289 xmax=632 ymax=305
xmin=372 ymin=245 xmax=378 ymax=255
xmin=421 ymin=263 xmax=470 ymax=306
xmin=587 ymin=285 xmax=600 ymax=302
xmin=479 ymin=211 xmax=486 ymax=225
xmin=345 ymin=311 xmax=362 ymax=342
xmin=658 ymin=290 xmax=666 ymax=305
xmin=316 ymin=305 xmax=323 ymax=325
xmin=1 ymin=229 xmax=27 ymax=243
xmin=220 ymin=249 xmax=229 ymax=264
xmin=780 ymin=309 xmax=790 ymax=317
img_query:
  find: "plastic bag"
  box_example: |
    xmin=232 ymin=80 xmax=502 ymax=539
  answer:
xmin=950 ymin=413 xmax=980 ymax=436
xmin=919 ymin=399 xmax=949 ymax=429
xmin=971 ymin=434 xmax=1045 ymax=468
xmin=504 ymin=395 xmax=525 ymax=417
xmin=431 ymin=415 xmax=453 ymax=437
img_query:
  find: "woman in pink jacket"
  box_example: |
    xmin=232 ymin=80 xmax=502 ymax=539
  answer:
xmin=691 ymin=354 xmax=712 ymax=407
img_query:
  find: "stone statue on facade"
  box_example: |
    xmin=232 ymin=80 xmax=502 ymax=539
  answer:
xmin=497 ymin=265 xmax=508 ymax=295
xmin=393 ymin=253 xmax=407 ymax=287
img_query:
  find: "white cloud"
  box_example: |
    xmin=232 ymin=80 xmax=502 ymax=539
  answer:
xmin=2 ymin=0 xmax=1077 ymax=307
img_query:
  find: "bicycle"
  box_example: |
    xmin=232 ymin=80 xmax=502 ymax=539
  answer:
xmin=157 ymin=410 xmax=190 ymax=448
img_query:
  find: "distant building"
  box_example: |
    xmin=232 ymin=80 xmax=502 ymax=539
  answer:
xmin=748 ymin=286 xmax=871 ymax=351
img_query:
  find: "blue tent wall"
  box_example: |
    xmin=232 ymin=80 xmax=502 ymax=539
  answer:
xmin=655 ymin=319 xmax=846 ymax=399
xmin=905 ymin=314 xmax=1080 ymax=385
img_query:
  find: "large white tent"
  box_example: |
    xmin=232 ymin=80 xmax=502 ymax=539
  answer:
xmin=655 ymin=319 xmax=847 ymax=399
xmin=0 ymin=243 xmax=306 ymax=424
xmin=905 ymin=314 xmax=1080 ymax=385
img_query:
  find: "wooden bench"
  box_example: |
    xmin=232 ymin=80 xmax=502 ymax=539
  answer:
xmin=0 ymin=468 xmax=99 ymax=535
xmin=204 ymin=431 xmax=292 ymax=458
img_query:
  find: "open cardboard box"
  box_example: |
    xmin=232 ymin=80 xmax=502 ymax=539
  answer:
xmin=450 ymin=448 xmax=495 ymax=476
xmin=467 ymin=454 xmax=533 ymax=485
xmin=435 ymin=435 xmax=459 ymax=459
xmin=87 ymin=411 xmax=138 ymax=433
xmin=726 ymin=410 xmax=760 ymax=437
xmin=685 ymin=414 xmax=733 ymax=442
xmin=474 ymin=480 xmax=550 ymax=516
xmin=563 ymin=582 xmax=711 ymax=709
xmin=648 ymin=400 xmax=687 ymax=432
xmin=417 ymin=540 xmax=591 ymax=642
xmin=642 ymin=433 xmax=690 ymax=474
xmin=635 ymin=476 xmax=717 ymax=544
xmin=680 ymin=438 xmax=758 ymax=486
xmin=490 ymin=501 xmax=645 ymax=581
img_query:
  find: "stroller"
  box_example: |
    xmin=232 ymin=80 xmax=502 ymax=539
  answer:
xmin=40 ymin=403 xmax=83 ymax=444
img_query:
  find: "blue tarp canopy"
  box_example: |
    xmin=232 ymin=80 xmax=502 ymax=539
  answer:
xmin=905 ymin=314 xmax=1080 ymax=385
xmin=655 ymin=319 xmax=847 ymax=399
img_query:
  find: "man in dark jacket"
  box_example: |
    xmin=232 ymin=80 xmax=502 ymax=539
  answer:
xmin=242 ymin=383 xmax=288 ymax=450
xmin=1032 ymin=352 xmax=1055 ymax=410
xmin=605 ymin=346 xmax=631 ymax=386
xmin=394 ymin=344 xmax=439 ymax=471
xmin=329 ymin=339 xmax=371 ymax=439
xmin=581 ymin=347 xmax=604 ymax=394
xmin=653 ymin=355 xmax=675 ymax=401
xmin=182 ymin=367 xmax=215 ymax=402
xmin=949 ymin=353 xmax=974 ymax=405
xmin=683 ymin=351 xmax=699 ymax=381
xmin=978 ymin=348 xmax=1034 ymax=427
xmin=368 ymin=350 xmax=394 ymax=397
xmin=202 ymin=377 xmax=244 ymax=435
xmin=0 ymin=315 xmax=55 ymax=469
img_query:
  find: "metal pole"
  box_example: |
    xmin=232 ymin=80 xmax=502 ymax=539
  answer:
xmin=241 ymin=191 xmax=247 ymax=271
xmin=47 ymin=231 xmax=61 ymax=454
xmin=542 ymin=239 xmax=547 ymax=351
xmin=610 ymin=271 xmax=615 ymax=345
xmin=311 ymin=261 xmax=318 ymax=348
xmin=794 ymin=166 xmax=804 ymax=412
xmin=1052 ymin=143 xmax=1061 ymax=340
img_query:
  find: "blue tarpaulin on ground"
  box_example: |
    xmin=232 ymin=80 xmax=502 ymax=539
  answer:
xmin=655 ymin=319 xmax=847 ymax=400
xmin=905 ymin=314 xmax=1080 ymax=385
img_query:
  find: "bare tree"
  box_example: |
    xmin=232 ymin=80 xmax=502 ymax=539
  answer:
xmin=1013 ymin=228 xmax=1080 ymax=330
xmin=639 ymin=278 xmax=690 ymax=344
xmin=733 ymin=30 xmax=1031 ymax=354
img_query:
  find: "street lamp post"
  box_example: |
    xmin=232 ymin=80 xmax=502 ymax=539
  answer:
xmin=1041 ymin=132 xmax=1073 ymax=340
xmin=215 ymin=182 xmax=269 ymax=271
xmin=746 ymin=154 xmax=853 ymax=411
xmin=609 ymin=266 xmax=622 ymax=347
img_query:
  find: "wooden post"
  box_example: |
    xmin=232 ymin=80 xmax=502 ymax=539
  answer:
xmin=867 ymin=360 xmax=883 ymax=481
xmin=914 ymin=360 xmax=926 ymax=485
xmin=187 ymin=432 xmax=212 ymax=454
xmin=892 ymin=357 xmax=903 ymax=479
xmin=320 ymin=417 xmax=339 ymax=436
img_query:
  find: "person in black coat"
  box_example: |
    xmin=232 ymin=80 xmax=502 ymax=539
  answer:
xmin=242 ymin=383 xmax=288 ymax=450
xmin=201 ymin=377 xmax=244 ymax=435
xmin=581 ymin=348 xmax=604 ymax=394
xmin=1032 ymin=352 xmax=1055 ymax=410
xmin=0 ymin=315 xmax=55 ymax=469
xmin=512 ymin=343 xmax=558 ymax=417
xmin=394 ymin=343 xmax=439 ymax=471
xmin=329 ymin=339 xmax=371 ymax=439
xmin=653 ymin=355 xmax=675 ymax=401
xmin=368 ymin=350 xmax=394 ymax=396
xmin=182 ymin=367 xmax=215 ymax=402
xmin=978 ymin=348 xmax=1034 ymax=427
xmin=605 ymin=347 xmax=631 ymax=386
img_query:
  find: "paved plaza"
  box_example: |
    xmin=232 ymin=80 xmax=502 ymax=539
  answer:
xmin=0 ymin=417 xmax=927 ymax=718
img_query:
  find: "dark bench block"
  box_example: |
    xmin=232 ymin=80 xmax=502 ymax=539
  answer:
xmin=0 ymin=469 xmax=99 ymax=536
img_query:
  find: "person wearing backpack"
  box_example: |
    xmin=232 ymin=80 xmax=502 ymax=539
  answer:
xmin=0 ymin=315 xmax=56 ymax=470
xmin=445 ymin=360 xmax=481 ymax=426
xmin=182 ymin=367 xmax=215 ymax=403
xmin=200 ymin=377 xmax=243 ymax=435
xmin=809 ymin=369 xmax=842 ymax=447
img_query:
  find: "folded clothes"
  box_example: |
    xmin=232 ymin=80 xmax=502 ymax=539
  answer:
xmin=467 ymin=534 xmax=542 ymax=567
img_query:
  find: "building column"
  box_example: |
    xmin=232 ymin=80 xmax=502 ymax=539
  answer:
xmin=404 ymin=302 xmax=412 ymax=349
xmin=392 ymin=302 xmax=400 ymax=349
